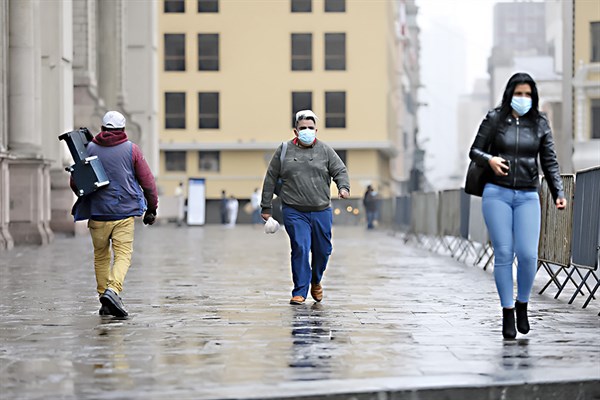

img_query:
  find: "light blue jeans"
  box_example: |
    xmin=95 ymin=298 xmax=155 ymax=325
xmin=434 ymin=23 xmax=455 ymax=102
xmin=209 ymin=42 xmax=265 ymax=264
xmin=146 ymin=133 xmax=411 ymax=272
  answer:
xmin=482 ymin=183 xmax=540 ymax=308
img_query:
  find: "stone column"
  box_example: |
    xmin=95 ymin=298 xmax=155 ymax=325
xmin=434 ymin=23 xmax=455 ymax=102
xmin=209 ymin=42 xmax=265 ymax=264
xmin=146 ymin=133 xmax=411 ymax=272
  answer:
xmin=574 ymin=85 xmax=586 ymax=143
xmin=0 ymin=0 xmax=7 ymax=153
xmin=7 ymin=0 xmax=52 ymax=245
xmin=97 ymin=0 xmax=124 ymax=108
xmin=0 ymin=160 xmax=12 ymax=250
xmin=124 ymin=0 xmax=158 ymax=173
xmin=96 ymin=0 xmax=143 ymax=146
xmin=73 ymin=0 xmax=103 ymax=132
xmin=559 ymin=0 xmax=574 ymax=173
xmin=8 ymin=159 xmax=52 ymax=245
xmin=0 ymin=0 xmax=14 ymax=250
xmin=8 ymin=0 xmax=41 ymax=154
xmin=40 ymin=0 xmax=77 ymax=234
xmin=71 ymin=0 xmax=102 ymax=234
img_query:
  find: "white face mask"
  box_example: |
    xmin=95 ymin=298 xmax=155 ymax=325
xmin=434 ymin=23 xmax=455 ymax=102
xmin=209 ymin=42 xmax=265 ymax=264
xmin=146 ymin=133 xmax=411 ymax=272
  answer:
xmin=297 ymin=127 xmax=316 ymax=145
xmin=511 ymin=96 xmax=532 ymax=116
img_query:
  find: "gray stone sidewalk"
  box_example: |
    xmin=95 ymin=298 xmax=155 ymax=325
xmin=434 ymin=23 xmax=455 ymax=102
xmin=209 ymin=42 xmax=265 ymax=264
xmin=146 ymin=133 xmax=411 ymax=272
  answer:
xmin=0 ymin=224 xmax=599 ymax=400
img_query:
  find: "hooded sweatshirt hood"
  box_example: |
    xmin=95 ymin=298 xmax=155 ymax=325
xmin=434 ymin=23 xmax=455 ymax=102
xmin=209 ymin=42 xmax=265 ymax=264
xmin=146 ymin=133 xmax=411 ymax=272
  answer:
xmin=93 ymin=130 xmax=128 ymax=146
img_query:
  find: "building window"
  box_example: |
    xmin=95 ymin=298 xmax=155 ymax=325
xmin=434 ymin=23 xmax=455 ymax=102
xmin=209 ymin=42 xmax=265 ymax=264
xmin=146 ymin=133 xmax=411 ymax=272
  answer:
xmin=164 ymin=34 xmax=185 ymax=71
xmin=198 ymin=34 xmax=219 ymax=71
xmin=164 ymin=0 xmax=185 ymax=13
xmin=325 ymin=0 xmax=345 ymax=12
xmin=325 ymin=91 xmax=346 ymax=128
xmin=291 ymin=34 xmax=312 ymax=71
xmin=325 ymin=33 xmax=346 ymax=70
xmin=199 ymin=92 xmax=219 ymax=129
xmin=291 ymin=0 xmax=311 ymax=12
xmin=165 ymin=151 xmax=187 ymax=172
xmin=292 ymin=92 xmax=312 ymax=127
xmin=592 ymin=99 xmax=600 ymax=139
xmin=592 ymin=22 xmax=600 ymax=62
xmin=198 ymin=0 xmax=218 ymax=12
xmin=198 ymin=151 xmax=220 ymax=172
xmin=165 ymin=92 xmax=186 ymax=129
xmin=334 ymin=149 xmax=347 ymax=165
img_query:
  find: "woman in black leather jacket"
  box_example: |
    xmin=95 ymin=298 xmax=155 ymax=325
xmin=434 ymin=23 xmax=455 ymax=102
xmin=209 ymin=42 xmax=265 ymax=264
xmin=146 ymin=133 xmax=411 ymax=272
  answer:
xmin=469 ymin=72 xmax=567 ymax=339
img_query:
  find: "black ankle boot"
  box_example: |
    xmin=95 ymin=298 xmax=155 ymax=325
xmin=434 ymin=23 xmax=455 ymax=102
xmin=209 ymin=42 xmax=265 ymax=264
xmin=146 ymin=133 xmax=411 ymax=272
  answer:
xmin=502 ymin=308 xmax=516 ymax=339
xmin=515 ymin=301 xmax=530 ymax=334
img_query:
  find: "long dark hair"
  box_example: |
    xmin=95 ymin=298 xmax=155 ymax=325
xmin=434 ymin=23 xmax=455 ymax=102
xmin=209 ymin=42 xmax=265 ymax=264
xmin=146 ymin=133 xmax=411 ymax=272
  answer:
xmin=498 ymin=72 xmax=540 ymax=122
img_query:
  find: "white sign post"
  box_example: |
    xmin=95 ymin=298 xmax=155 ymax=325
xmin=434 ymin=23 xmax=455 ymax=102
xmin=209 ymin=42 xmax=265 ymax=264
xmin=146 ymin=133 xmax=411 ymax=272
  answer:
xmin=187 ymin=178 xmax=206 ymax=225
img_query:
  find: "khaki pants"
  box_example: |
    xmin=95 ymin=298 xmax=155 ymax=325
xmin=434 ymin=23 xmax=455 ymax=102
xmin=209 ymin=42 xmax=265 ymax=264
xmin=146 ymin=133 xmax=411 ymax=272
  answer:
xmin=88 ymin=217 xmax=135 ymax=295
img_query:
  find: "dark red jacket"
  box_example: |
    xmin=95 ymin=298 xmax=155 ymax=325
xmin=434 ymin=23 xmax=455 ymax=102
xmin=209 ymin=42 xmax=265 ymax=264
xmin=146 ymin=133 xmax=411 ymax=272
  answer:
xmin=70 ymin=130 xmax=158 ymax=220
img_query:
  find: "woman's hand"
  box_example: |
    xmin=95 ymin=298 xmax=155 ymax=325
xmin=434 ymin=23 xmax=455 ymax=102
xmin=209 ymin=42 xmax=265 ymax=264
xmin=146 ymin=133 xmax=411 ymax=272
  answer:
xmin=555 ymin=198 xmax=567 ymax=210
xmin=489 ymin=156 xmax=509 ymax=176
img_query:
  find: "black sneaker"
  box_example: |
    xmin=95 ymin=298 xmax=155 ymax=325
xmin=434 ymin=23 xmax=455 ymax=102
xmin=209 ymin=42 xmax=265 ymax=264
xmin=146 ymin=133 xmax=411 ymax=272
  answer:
xmin=100 ymin=288 xmax=129 ymax=317
xmin=99 ymin=304 xmax=111 ymax=316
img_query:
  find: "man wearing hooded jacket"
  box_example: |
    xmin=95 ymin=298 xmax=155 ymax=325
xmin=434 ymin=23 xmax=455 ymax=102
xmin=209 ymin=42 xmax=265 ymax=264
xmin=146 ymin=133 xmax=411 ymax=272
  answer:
xmin=71 ymin=111 xmax=158 ymax=317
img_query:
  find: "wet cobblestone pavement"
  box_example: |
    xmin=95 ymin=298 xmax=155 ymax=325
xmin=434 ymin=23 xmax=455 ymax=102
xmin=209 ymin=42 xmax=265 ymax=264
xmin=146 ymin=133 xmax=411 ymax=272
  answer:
xmin=1 ymin=225 xmax=599 ymax=399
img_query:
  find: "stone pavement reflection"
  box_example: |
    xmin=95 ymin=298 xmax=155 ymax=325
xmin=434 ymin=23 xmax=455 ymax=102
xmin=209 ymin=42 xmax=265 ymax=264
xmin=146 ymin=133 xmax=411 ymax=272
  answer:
xmin=0 ymin=225 xmax=599 ymax=400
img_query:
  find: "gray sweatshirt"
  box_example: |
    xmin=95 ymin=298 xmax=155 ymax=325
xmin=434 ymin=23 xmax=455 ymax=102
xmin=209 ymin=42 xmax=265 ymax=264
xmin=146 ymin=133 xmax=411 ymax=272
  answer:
xmin=261 ymin=139 xmax=350 ymax=213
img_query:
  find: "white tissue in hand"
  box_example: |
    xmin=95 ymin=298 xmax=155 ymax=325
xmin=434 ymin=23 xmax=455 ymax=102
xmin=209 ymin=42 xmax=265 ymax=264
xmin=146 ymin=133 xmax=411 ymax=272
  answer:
xmin=264 ymin=217 xmax=280 ymax=234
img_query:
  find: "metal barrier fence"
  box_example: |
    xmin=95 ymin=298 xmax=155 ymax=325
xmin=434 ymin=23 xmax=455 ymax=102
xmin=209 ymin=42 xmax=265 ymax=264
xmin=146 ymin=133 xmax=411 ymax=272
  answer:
xmin=571 ymin=166 xmax=600 ymax=270
xmin=438 ymin=189 xmax=461 ymax=237
xmin=394 ymin=195 xmax=411 ymax=232
xmin=459 ymin=191 xmax=470 ymax=240
xmin=570 ymin=167 xmax=600 ymax=307
xmin=410 ymin=192 xmax=439 ymax=248
xmin=466 ymin=195 xmax=493 ymax=268
xmin=392 ymin=166 xmax=599 ymax=310
xmin=537 ymin=175 xmax=575 ymax=293
xmin=437 ymin=189 xmax=461 ymax=255
xmin=542 ymin=167 xmax=600 ymax=308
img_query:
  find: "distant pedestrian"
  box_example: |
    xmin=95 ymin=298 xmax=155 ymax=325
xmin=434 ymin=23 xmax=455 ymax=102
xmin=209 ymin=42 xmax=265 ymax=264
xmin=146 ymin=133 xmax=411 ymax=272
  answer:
xmin=363 ymin=185 xmax=378 ymax=229
xmin=260 ymin=110 xmax=350 ymax=305
xmin=220 ymin=190 xmax=228 ymax=224
xmin=226 ymin=195 xmax=239 ymax=227
xmin=70 ymin=111 xmax=158 ymax=317
xmin=469 ymin=72 xmax=566 ymax=339
xmin=175 ymin=181 xmax=185 ymax=226
xmin=250 ymin=188 xmax=262 ymax=224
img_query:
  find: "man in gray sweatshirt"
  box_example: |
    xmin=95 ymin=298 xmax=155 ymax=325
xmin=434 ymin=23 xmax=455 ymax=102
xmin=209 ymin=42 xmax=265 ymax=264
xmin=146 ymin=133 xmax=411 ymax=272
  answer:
xmin=260 ymin=110 xmax=350 ymax=305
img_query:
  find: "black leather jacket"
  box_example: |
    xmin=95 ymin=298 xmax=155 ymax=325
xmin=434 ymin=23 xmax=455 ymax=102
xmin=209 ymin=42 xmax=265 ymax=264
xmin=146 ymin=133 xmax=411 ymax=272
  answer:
xmin=469 ymin=109 xmax=564 ymax=201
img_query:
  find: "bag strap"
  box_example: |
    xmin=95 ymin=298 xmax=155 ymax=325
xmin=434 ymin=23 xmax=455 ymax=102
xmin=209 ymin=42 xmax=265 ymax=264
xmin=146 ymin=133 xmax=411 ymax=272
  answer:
xmin=486 ymin=113 xmax=500 ymax=153
xmin=279 ymin=141 xmax=288 ymax=170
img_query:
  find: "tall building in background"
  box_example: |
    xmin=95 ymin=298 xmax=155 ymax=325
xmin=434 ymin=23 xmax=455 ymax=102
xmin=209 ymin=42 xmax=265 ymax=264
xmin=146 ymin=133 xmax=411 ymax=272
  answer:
xmin=418 ymin=13 xmax=467 ymax=190
xmin=488 ymin=1 xmax=548 ymax=104
xmin=488 ymin=1 xmax=573 ymax=171
xmin=0 ymin=0 xmax=156 ymax=249
xmin=157 ymin=0 xmax=420 ymax=223
xmin=567 ymin=0 xmax=600 ymax=170
xmin=394 ymin=0 xmax=421 ymax=194
xmin=456 ymin=79 xmax=491 ymax=179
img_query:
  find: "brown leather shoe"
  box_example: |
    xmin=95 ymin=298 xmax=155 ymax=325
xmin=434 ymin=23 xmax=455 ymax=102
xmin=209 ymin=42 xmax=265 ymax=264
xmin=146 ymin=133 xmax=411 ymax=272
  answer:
xmin=289 ymin=296 xmax=305 ymax=305
xmin=310 ymin=283 xmax=323 ymax=302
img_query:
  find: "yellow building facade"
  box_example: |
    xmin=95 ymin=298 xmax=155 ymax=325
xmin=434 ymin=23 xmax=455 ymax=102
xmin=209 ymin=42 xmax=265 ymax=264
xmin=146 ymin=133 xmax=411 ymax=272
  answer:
xmin=572 ymin=0 xmax=600 ymax=170
xmin=158 ymin=0 xmax=406 ymax=218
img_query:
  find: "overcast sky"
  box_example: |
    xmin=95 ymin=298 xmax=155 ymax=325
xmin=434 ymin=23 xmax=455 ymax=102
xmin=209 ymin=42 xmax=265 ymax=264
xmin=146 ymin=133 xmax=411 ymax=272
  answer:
xmin=416 ymin=0 xmax=499 ymax=189
xmin=417 ymin=0 xmax=498 ymax=94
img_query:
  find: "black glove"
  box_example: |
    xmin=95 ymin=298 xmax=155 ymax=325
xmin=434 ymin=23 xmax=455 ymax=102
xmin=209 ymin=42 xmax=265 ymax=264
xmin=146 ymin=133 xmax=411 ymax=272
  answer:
xmin=143 ymin=210 xmax=156 ymax=225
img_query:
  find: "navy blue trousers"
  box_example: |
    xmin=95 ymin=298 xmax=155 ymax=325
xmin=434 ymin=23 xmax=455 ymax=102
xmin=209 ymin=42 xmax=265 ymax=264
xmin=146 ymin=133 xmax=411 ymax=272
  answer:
xmin=282 ymin=205 xmax=333 ymax=298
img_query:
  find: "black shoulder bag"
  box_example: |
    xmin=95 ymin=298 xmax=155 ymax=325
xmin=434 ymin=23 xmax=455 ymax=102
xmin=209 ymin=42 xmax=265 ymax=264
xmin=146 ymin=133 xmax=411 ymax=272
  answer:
xmin=464 ymin=117 xmax=498 ymax=197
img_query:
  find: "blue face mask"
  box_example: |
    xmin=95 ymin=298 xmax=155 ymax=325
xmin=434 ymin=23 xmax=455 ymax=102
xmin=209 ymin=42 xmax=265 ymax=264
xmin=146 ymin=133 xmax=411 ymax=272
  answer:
xmin=511 ymin=96 xmax=532 ymax=116
xmin=297 ymin=127 xmax=316 ymax=145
